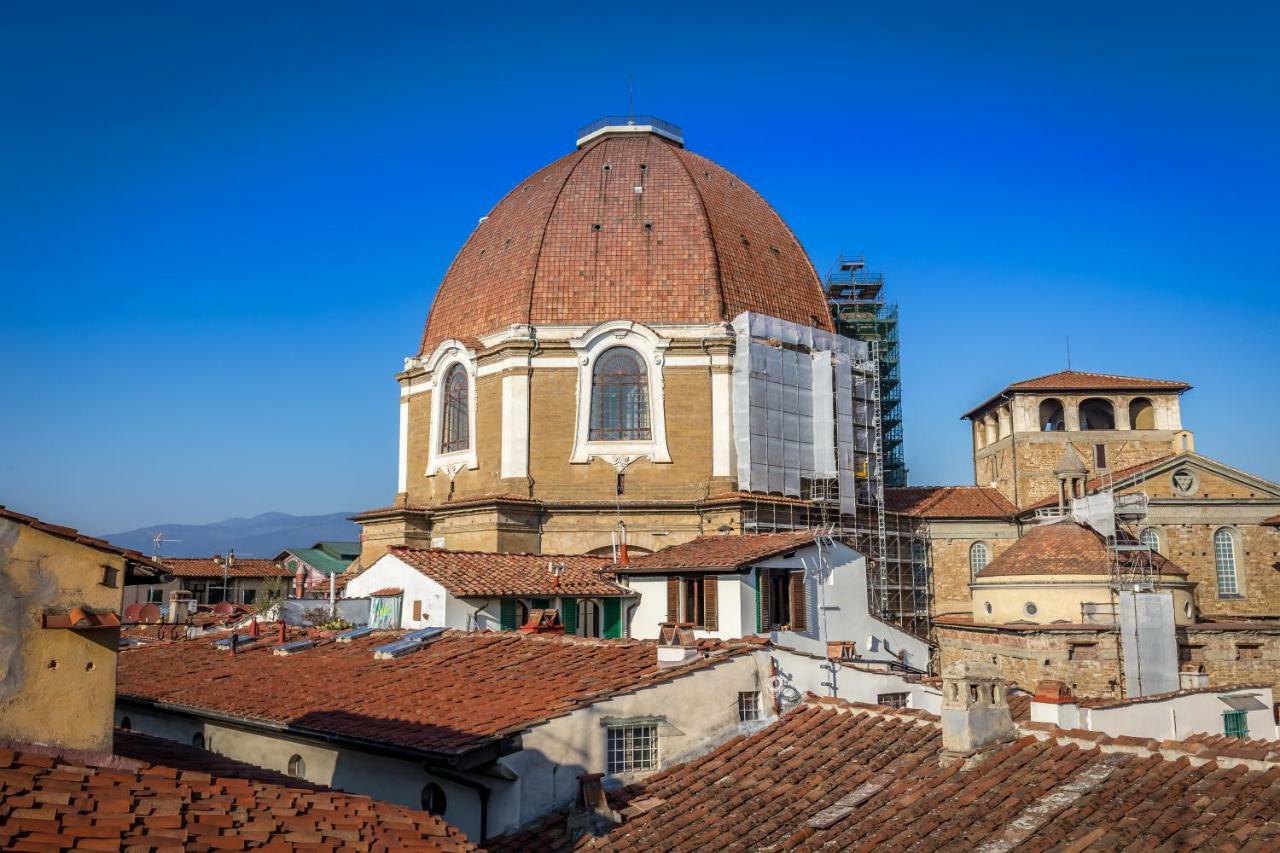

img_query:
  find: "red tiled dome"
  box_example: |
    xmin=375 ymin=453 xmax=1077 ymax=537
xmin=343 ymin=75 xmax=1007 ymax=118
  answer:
xmin=419 ymin=132 xmax=832 ymax=354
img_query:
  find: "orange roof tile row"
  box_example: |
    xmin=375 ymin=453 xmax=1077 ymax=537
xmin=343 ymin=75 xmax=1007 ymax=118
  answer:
xmin=0 ymin=730 xmax=472 ymax=851
xmin=117 ymin=630 xmax=753 ymax=757
xmin=161 ymin=557 xmax=293 ymax=579
xmin=884 ymin=486 xmax=1017 ymax=519
xmin=964 ymin=370 xmax=1191 ymax=418
xmin=492 ymin=699 xmax=1280 ymax=851
xmin=386 ymin=547 xmax=628 ymax=597
xmin=612 ymin=532 xmax=818 ymax=574
xmin=419 ymin=134 xmax=831 ymax=355
xmin=975 ymin=520 xmax=1188 ymax=579
xmin=0 ymin=505 xmax=167 ymax=573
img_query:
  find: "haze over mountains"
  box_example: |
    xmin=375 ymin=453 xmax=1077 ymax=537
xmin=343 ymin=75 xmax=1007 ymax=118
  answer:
xmin=102 ymin=511 xmax=360 ymax=559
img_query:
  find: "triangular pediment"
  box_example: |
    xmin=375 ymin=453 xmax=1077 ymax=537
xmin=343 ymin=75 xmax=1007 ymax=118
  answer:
xmin=1110 ymin=452 xmax=1280 ymax=500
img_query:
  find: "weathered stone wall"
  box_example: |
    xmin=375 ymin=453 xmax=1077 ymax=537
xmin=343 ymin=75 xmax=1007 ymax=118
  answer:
xmin=924 ymin=520 xmax=1020 ymax=618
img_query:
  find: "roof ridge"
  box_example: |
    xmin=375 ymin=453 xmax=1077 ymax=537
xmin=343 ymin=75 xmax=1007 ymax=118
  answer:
xmin=388 ymin=545 xmax=610 ymax=561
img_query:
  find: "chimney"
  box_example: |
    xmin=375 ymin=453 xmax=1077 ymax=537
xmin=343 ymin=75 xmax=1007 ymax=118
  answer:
xmin=1029 ymin=679 xmax=1080 ymax=729
xmin=565 ymin=772 xmax=620 ymax=842
xmin=293 ymin=565 xmax=307 ymax=600
xmin=618 ymin=541 xmax=630 ymax=566
xmin=166 ymin=589 xmax=194 ymax=624
xmin=940 ymin=660 xmax=1016 ymax=759
xmin=657 ymin=623 xmax=700 ymax=667
xmin=1179 ymin=664 xmax=1210 ymax=690
xmin=519 ymin=608 xmax=566 ymax=635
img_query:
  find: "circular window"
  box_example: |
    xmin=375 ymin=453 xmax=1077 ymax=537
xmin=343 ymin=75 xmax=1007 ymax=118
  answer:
xmin=288 ymin=755 xmax=306 ymax=779
xmin=191 ymin=732 xmax=205 ymax=749
xmin=421 ymin=783 xmax=447 ymax=816
xmin=1024 ymin=602 xmax=1038 ymax=617
xmin=984 ymin=602 xmax=993 ymax=615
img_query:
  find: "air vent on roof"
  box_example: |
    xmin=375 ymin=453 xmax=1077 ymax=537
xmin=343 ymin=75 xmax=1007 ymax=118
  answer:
xmin=273 ymin=640 xmax=314 ymax=656
xmin=335 ymin=626 xmax=374 ymax=643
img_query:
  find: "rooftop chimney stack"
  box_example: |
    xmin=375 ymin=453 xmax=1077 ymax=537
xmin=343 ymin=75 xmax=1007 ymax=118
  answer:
xmin=1029 ymin=679 xmax=1080 ymax=729
xmin=566 ymin=772 xmax=620 ymax=841
xmin=657 ymin=623 xmax=700 ymax=667
xmin=941 ymin=660 xmax=1016 ymax=760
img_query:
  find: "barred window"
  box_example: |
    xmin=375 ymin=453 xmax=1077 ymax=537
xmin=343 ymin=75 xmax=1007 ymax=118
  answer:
xmin=738 ymin=692 xmax=761 ymax=722
xmin=1213 ymin=528 xmax=1239 ymax=596
xmin=589 ymin=348 xmax=651 ymax=441
xmin=440 ymin=364 xmax=469 ymax=453
xmin=1223 ymin=709 xmax=1249 ymax=739
xmin=606 ymin=723 xmax=658 ymax=773
xmin=969 ymin=542 xmax=989 ymax=579
xmin=877 ymin=692 xmax=909 ymax=709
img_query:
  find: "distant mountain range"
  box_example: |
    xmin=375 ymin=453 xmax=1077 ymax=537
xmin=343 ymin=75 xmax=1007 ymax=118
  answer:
xmin=102 ymin=511 xmax=360 ymax=559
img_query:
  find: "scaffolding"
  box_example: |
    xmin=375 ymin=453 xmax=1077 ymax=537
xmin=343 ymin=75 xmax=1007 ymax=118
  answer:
xmin=729 ymin=312 xmax=931 ymax=640
xmin=826 ymin=256 xmax=907 ymax=487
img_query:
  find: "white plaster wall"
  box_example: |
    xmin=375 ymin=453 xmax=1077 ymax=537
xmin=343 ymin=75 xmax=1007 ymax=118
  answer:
xmin=115 ymin=706 xmax=484 ymax=841
xmin=769 ymin=648 xmax=941 ymax=714
xmin=626 ymin=574 xmax=748 ymax=641
xmin=1079 ymin=687 xmax=1276 ymax=741
xmin=504 ymin=651 xmax=772 ymax=833
xmin=344 ymin=554 xmax=449 ymax=630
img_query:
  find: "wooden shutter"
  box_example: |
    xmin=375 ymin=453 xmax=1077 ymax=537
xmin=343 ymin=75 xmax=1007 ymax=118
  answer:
xmin=703 ymin=575 xmax=718 ymax=631
xmin=758 ymin=569 xmax=772 ymax=632
xmin=412 ymin=600 xmax=422 ymax=621
xmin=603 ymin=598 xmax=623 ymax=638
xmin=666 ymin=577 xmax=679 ymax=622
xmin=561 ymin=597 xmax=578 ymax=634
xmin=499 ymin=598 xmax=516 ymax=631
xmin=790 ymin=572 xmax=807 ymax=632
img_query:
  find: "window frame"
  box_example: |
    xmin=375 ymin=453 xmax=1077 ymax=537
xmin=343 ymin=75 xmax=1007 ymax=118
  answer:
xmin=439 ymin=362 xmax=471 ymax=454
xmin=738 ymin=691 xmax=761 ymax=722
xmin=569 ymin=321 xmax=671 ymax=465
xmin=287 ymin=754 xmax=306 ymax=779
xmin=876 ymin=692 xmax=910 ymax=709
xmin=423 ymin=340 xmax=479 ymax=477
xmin=606 ymin=723 xmax=659 ymax=774
xmin=589 ymin=347 xmax=652 ymax=442
xmin=1213 ymin=527 xmax=1242 ymax=597
xmin=1138 ymin=527 xmax=1160 ymax=553
xmin=970 ymin=542 xmax=990 ymax=579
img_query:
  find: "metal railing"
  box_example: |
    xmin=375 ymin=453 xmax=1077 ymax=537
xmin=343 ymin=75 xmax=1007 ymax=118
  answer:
xmin=577 ymin=115 xmax=683 ymax=140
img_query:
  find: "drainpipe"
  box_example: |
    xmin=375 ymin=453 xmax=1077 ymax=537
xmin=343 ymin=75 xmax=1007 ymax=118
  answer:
xmin=425 ymin=764 xmax=493 ymax=843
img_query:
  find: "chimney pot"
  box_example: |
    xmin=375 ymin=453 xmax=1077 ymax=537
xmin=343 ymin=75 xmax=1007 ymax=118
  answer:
xmin=618 ymin=542 xmax=630 ymax=565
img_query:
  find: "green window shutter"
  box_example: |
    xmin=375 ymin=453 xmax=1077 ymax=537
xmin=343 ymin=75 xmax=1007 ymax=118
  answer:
xmin=561 ymin=597 xmax=578 ymax=634
xmin=500 ymin=599 xmax=517 ymax=631
xmin=1224 ymin=709 xmax=1249 ymax=738
xmin=531 ymin=598 xmax=551 ymax=610
xmin=755 ymin=568 xmax=763 ymax=633
xmin=603 ymin=598 xmax=622 ymax=638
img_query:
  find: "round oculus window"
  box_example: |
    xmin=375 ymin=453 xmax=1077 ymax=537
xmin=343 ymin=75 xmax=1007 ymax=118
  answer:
xmin=1024 ymin=602 xmax=1038 ymax=617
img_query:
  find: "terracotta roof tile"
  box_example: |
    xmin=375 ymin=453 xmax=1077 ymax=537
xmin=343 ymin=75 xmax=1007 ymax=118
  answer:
xmin=884 ymin=486 xmax=1016 ymax=519
xmin=0 ymin=730 xmax=472 ymax=851
xmin=161 ymin=557 xmax=292 ymax=578
xmin=489 ymin=699 xmax=1280 ymax=852
xmin=117 ymin=630 xmax=751 ymax=757
xmin=0 ymin=505 xmax=167 ymax=573
xmin=419 ymin=134 xmax=830 ymax=355
xmin=964 ymin=370 xmax=1191 ymax=418
xmin=612 ymin=532 xmax=818 ymax=574
xmin=975 ymin=520 xmax=1188 ymax=578
xmin=1263 ymin=514 xmax=1280 ymax=527
xmin=386 ymin=547 xmax=627 ymax=597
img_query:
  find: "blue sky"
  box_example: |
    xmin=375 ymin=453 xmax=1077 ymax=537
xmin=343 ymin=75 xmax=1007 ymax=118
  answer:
xmin=2 ymin=2 xmax=1277 ymax=534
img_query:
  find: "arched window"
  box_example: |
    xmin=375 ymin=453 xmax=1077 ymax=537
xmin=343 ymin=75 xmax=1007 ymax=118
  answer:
xmin=191 ymin=732 xmax=205 ymax=749
xmin=577 ymin=599 xmax=602 ymax=638
xmin=1214 ymin=528 xmax=1240 ymax=596
xmin=1039 ymin=399 xmax=1065 ymax=432
xmin=119 ymin=716 xmax=131 ymax=731
xmin=421 ymin=783 xmax=447 ymax=816
xmin=439 ymin=364 xmax=470 ymax=453
xmin=1078 ymin=398 xmax=1115 ymax=431
xmin=589 ymin=348 xmax=651 ymax=441
xmin=515 ymin=600 xmax=529 ymax=628
xmin=1139 ymin=527 xmax=1160 ymax=552
xmin=1129 ymin=398 xmax=1156 ymax=430
xmin=287 ymin=755 xmax=306 ymax=779
xmin=969 ymin=543 xmax=989 ymax=579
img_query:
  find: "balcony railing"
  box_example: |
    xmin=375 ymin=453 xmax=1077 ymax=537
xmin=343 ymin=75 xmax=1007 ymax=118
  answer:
xmin=577 ymin=115 xmax=683 ymax=142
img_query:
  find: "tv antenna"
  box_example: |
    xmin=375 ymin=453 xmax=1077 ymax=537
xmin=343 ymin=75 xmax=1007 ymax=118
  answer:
xmin=152 ymin=531 xmax=181 ymax=559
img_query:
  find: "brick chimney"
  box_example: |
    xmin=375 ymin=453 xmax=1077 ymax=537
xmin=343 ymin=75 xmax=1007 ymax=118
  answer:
xmin=657 ymin=623 xmax=700 ymax=667
xmin=1029 ymin=679 xmax=1081 ymax=729
xmin=941 ymin=660 xmax=1015 ymax=759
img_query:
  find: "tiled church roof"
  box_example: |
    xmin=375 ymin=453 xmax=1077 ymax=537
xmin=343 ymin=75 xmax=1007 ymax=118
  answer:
xmin=964 ymin=370 xmax=1191 ymax=418
xmin=419 ymin=133 xmax=831 ymax=354
xmin=884 ymin=486 xmax=1016 ymax=519
xmin=975 ymin=520 xmax=1188 ymax=578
